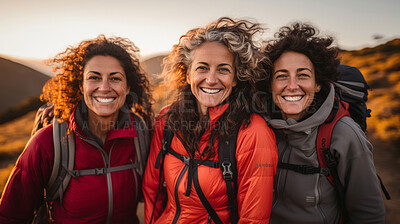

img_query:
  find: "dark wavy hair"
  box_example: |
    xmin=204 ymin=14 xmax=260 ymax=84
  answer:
xmin=162 ymin=17 xmax=271 ymax=159
xmin=41 ymin=35 xmax=153 ymax=125
xmin=263 ymin=22 xmax=340 ymax=118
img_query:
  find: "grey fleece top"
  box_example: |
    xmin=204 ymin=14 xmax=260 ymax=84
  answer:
xmin=268 ymin=84 xmax=385 ymax=224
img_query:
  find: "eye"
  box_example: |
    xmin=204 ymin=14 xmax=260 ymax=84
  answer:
xmin=298 ymin=73 xmax=311 ymax=79
xmin=274 ymin=73 xmax=288 ymax=80
xmin=88 ymin=75 xmax=100 ymax=80
xmin=196 ymin=66 xmax=208 ymax=72
xmin=111 ymin=76 xmax=122 ymax=81
xmin=218 ymin=67 xmax=231 ymax=73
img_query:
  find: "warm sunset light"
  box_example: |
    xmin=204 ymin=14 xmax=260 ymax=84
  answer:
xmin=0 ymin=0 xmax=399 ymax=223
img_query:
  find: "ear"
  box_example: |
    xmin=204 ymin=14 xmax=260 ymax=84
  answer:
xmin=79 ymin=83 xmax=83 ymax=93
xmin=315 ymin=83 xmax=321 ymax=93
xmin=125 ymin=85 xmax=131 ymax=95
xmin=186 ymin=73 xmax=191 ymax=85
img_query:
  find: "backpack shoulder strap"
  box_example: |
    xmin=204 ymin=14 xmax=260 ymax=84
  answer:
xmin=149 ymin=121 xmax=173 ymax=224
xmin=218 ymin=130 xmax=240 ymax=224
xmin=46 ymin=119 xmax=75 ymax=202
xmin=132 ymin=113 xmax=150 ymax=177
xmin=317 ymin=98 xmax=349 ymax=223
xmin=317 ymin=98 xmax=349 ymax=185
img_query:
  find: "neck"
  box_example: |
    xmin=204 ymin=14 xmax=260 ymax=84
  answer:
xmin=88 ymin=110 xmax=119 ymax=144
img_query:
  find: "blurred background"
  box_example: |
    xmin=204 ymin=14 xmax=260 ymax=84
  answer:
xmin=1 ymin=0 xmax=399 ymax=223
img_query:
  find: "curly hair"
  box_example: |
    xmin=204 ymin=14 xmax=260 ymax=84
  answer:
xmin=263 ymin=22 xmax=340 ymax=118
xmin=162 ymin=17 xmax=271 ymax=159
xmin=41 ymin=35 xmax=153 ymax=125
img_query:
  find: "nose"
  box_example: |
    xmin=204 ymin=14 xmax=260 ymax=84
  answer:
xmin=287 ymin=76 xmax=299 ymax=90
xmin=99 ymin=79 xmax=111 ymax=91
xmin=205 ymin=70 xmax=218 ymax=85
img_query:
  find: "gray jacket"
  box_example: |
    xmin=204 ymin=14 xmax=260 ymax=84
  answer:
xmin=268 ymin=84 xmax=385 ymax=224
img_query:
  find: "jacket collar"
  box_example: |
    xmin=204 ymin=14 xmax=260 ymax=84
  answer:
xmin=69 ymin=100 xmax=137 ymax=148
xmin=206 ymin=103 xmax=229 ymax=125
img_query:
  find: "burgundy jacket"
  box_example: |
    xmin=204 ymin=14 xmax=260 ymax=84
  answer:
xmin=0 ymin=105 xmax=141 ymax=224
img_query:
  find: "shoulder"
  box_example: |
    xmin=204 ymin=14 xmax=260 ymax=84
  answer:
xmin=30 ymin=123 xmax=54 ymax=149
xmin=331 ymin=116 xmax=372 ymax=157
xmin=242 ymin=113 xmax=272 ymax=134
xmin=17 ymin=124 xmax=54 ymax=169
xmin=236 ymin=114 xmax=276 ymax=151
xmin=333 ymin=116 xmax=367 ymax=141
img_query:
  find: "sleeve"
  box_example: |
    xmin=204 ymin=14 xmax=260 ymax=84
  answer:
xmin=235 ymin=115 xmax=278 ymax=224
xmin=0 ymin=130 xmax=53 ymax=223
xmin=332 ymin=117 xmax=385 ymax=224
xmin=142 ymin=117 xmax=167 ymax=224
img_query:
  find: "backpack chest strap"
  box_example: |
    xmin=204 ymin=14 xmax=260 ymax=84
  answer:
xmin=64 ymin=162 xmax=139 ymax=178
xmin=277 ymin=161 xmax=330 ymax=176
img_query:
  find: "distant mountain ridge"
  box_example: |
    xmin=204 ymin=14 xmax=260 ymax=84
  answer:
xmin=0 ymin=57 xmax=50 ymax=112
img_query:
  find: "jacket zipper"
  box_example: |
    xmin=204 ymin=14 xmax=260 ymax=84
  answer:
xmin=77 ymin=133 xmax=114 ymax=223
xmin=316 ymin=174 xmax=328 ymax=224
xmin=172 ymin=165 xmax=188 ymax=224
xmin=105 ymin=142 xmax=116 ymax=224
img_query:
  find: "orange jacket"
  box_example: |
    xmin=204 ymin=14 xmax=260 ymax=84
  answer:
xmin=143 ymin=104 xmax=278 ymax=224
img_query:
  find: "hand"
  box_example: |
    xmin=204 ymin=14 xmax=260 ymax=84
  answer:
xmin=42 ymin=104 xmax=54 ymax=123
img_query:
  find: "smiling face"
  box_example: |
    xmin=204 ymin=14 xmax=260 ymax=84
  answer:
xmin=80 ymin=55 xmax=130 ymax=122
xmin=271 ymin=51 xmax=321 ymax=120
xmin=187 ymin=42 xmax=236 ymax=115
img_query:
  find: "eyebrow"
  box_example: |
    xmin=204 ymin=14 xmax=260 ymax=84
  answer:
xmin=297 ymin=68 xmax=312 ymax=73
xmin=87 ymin=71 xmax=124 ymax=75
xmin=197 ymin=62 xmax=233 ymax=69
xmin=273 ymin=67 xmax=312 ymax=75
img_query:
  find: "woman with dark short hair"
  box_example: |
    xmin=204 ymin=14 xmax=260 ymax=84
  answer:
xmin=263 ymin=23 xmax=385 ymax=224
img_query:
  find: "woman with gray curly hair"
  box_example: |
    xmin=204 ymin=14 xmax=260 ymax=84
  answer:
xmin=143 ymin=17 xmax=278 ymax=224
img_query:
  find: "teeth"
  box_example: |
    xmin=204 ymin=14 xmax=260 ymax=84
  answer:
xmin=284 ymin=96 xmax=302 ymax=102
xmin=201 ymin=88 xmax=221 ymax=94
xmin=95 ymin=97 xmax=115 ymax=103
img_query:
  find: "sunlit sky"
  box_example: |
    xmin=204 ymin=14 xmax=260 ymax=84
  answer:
xmin=1 ymin=0 xmax=399 ymax=59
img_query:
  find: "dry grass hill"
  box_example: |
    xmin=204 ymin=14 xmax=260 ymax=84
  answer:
xmin=0 ymin=57 xmax=50 ymax=112
xmin=0 ymin=39 xmax=399 ymax=222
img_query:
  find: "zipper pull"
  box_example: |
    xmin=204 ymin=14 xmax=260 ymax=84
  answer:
xmin=207 ymin=214 xmax=212 ymax=223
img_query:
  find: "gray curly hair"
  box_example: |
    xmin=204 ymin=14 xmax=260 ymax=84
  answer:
xmin=161 ymin=17 xmax=271 ymax=159
xmin=163 ymin=17 xmax=269 ymax=87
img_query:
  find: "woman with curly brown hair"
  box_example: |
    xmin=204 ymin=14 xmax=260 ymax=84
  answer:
xmin=263 ymin=23 xmax=385 ymax=224
xmin=143 ymin=17 xmax=278 ymax=224
xmin=0 ymin=35 xmax=152 ymax=223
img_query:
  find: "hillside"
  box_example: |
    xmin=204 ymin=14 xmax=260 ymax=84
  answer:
xmin=0 ymin=57 xmax=50 ymax=112
xmin=340 ymin=38 xmax=400 ymax=142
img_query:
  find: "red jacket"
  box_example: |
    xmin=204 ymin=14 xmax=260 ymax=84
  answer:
xmin=143 ymin=104 xmax=278 ymax=224
xmin=0 ymin=106 xmax=140 ymax=224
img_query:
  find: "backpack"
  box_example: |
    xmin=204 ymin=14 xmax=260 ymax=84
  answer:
xmin=277 ymin=64 xmax=391 ymax=223
xmin=31 ymin=106 xmax=150 ymax=224
xmin=150 ymin=119 xmax=240 ymax=224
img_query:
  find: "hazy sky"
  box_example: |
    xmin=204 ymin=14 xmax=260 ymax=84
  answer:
xmin=1 ymin=0 xmax=399 ymax=59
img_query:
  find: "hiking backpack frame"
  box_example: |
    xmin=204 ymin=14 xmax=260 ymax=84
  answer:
xmin=31 ymin=108 xmax=149 ymax=224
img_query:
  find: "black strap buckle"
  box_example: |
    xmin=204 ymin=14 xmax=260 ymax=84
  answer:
xmin=221 ymin=162 xmax=233 ymax=180
xmin=94 ymin=168 xmax=106 ymax=175
xmin=183 ymin=156 xmax=191 ymax=166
